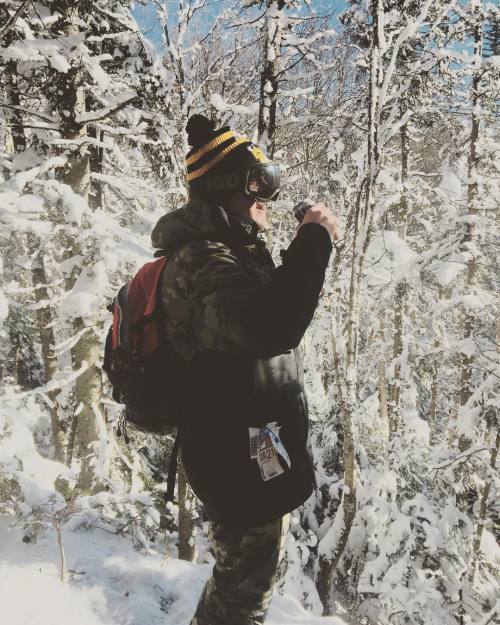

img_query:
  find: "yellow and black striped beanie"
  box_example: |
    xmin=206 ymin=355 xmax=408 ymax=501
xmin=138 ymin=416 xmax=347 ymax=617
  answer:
xmin=185 ymin=114 xmax=270 ymax=198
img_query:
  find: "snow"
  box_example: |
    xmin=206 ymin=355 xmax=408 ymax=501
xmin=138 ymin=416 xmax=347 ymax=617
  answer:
xmin=0 ymin=516 xmax=347 ymax=625
xmin=12 ymin=148 xmax=44 ymax=172
xmin=1 ymin=559 xmax=110 ymax=625
xmin=76 ymin=90 xmax=138 ymax=124
xmin=317 ymin=502 xmax=346 ymax=559
xmin=210 ymin=93 xmax=259 ymax=117
xmin=456 ymin=336 xmax=477 ymax=357
xmin=0 ymin=289 xmax=8 ymax=325
xmin=480 ymin=529 xmax=500 ymax=567
xmin=1 ymin=1 xmax=499 ymax=623
xmin=0 ymin=395 xmax=347 ymax=625
xmin=439 ymin=164 xmax=462 ymax=199
xmin=433 ymin=260 xmax=463 ymax=288
xmin=365 ymin=230 xmax=418 ymax=287
xmin=60 ymin=292 xmax=101 ymax=320
xmin=0 ymin=395 xmax=74 ymax=508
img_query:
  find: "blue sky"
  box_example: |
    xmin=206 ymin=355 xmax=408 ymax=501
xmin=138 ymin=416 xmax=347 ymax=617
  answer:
xmin=132 ymin=0 xmax=350 ymax=50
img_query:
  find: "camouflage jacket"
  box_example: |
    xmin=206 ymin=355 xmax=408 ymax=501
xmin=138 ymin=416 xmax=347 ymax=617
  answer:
xmin=151 ymin=196 xmax=332 ymax=528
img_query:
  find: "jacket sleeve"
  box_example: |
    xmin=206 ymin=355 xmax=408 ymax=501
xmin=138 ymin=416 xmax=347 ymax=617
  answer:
xmin=183 ymin=223 xmax=332 ymax=358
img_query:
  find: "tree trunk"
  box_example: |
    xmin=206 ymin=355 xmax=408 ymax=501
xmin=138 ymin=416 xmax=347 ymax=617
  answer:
xmin=72 ymin=319 xmax=104 ymax=492
xmin=388 ymin=281 xmax=406 ymax=437
xmin=87 ymin=124 xmax=104 ymax=210
xmin=52 ymin=514 xmax=66 ymax=583
xmin=428 ymin=357 xmax=439 ymax=446
xmin=4 ymin=58 xmax=26 ymax=154
xmin=4 ymin=56 xmax=30 ymax=388
xmin=317 ymin=402 xmax=357 ymax=612
xmin=458 ymin=5 xmax=482 ymax=452
xmin=54 ymin=3 xmax=90 ymax=195
xmin=258 ymin=0 xmax=285 ymax=158
xmin=468 ymin=430 xmax=499 ymax=583
xmin=378 ymin=312 xmax=388 ymax=425
xmin=388 ymin=120 xmax=409 ymax=439
xmin=30 ymin=233 xmax=66 ymax=462
xmin=66 ymin=412 xmax=78 ymax=468
xmin=316 ymin=3 xmax=384 ymax=612
xmin=54 ymin=2 xmax=102 ymax=491
xmin=177 ymin=461 xmax=196 ymax=562
xmin=317 ymin=325 xmax=357 ymax=614
xmin=345 ymin=187 xmax=364 ymax=380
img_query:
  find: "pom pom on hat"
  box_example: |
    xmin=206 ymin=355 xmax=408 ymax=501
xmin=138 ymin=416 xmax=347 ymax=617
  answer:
xmin=186 ymin=114 xmax=216 ymax=149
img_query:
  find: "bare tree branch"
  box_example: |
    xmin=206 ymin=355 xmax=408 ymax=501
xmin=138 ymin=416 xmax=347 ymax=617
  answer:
xmin=0 ymin=0 xmax=30 ymax=41
xmin=0 ymin=102 xmax=58 ymax=126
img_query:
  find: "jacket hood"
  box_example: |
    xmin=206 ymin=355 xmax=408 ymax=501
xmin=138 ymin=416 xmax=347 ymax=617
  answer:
xmin=151 ymin=196 xmax=260 ymax=254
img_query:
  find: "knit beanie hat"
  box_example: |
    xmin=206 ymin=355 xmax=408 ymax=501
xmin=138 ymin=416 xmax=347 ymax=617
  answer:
xmin=185 ymin=114 xmax=271 ymax=200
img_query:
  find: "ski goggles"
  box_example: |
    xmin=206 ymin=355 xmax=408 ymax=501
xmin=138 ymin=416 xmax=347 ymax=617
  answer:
xmin=244 ymin=162 xmax=281 ymax=202
xmin=206 ymin=162 xmax=281 ymax=202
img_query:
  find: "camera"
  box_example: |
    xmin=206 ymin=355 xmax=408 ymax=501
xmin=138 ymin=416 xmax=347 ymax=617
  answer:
xmin=293 ymin=200 xmax=314 ymax=223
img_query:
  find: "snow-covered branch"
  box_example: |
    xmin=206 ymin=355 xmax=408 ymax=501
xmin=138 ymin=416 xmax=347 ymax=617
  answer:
xmin=76 ymin=91 xmax=137 ymax=124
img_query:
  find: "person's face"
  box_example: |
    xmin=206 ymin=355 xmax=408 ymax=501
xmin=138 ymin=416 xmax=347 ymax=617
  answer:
xmin=225 ymin=190 xmax=269 ymax=231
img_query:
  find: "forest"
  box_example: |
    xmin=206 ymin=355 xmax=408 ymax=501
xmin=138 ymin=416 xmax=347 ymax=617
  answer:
xmin=0 ymin=1 xmax=498 ymax=624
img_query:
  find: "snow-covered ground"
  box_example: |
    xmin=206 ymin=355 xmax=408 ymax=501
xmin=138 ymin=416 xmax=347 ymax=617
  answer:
xmin=0 ymin=515 xmax=347 ymax=625
xmin=0 ymin=394 xmax=349 ymax=625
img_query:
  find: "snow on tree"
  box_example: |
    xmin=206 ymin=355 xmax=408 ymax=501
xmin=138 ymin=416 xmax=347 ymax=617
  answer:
xmin=0 ymin=1 xmax=498 ymax=624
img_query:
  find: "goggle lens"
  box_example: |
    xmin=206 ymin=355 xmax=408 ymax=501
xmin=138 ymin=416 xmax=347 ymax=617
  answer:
xmin=245 ymin=163 xmax=281 ymax=202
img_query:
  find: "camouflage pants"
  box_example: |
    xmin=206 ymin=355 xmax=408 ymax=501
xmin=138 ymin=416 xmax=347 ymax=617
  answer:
xmin=189 ymin=514 xmax=290 ymax=625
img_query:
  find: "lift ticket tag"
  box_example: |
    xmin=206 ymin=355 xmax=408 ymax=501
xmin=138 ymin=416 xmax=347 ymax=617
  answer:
xmin=249 ymin=422 xmax=291 ymax=482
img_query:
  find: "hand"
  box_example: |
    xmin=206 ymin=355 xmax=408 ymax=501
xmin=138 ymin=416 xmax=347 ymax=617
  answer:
xmin=299 ymin=202 xmax=340 ymax=241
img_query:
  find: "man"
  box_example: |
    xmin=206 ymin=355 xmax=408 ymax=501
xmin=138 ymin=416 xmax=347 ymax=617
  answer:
xmin=151 ymin=115 xmax=339 ymax=625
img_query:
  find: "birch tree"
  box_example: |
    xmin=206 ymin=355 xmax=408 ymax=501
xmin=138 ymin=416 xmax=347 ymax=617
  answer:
xmin=257 ymin=0 xmax=285 ymax=157
xmin=317 ymin=0 xmax=448 ymax=613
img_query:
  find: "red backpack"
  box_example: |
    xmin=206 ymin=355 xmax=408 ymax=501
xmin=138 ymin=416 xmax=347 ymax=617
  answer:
xmin=103 ymin=255 xmax=186 ymax=500
xmin=103 ymin=255 xmax=185 ymax=437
